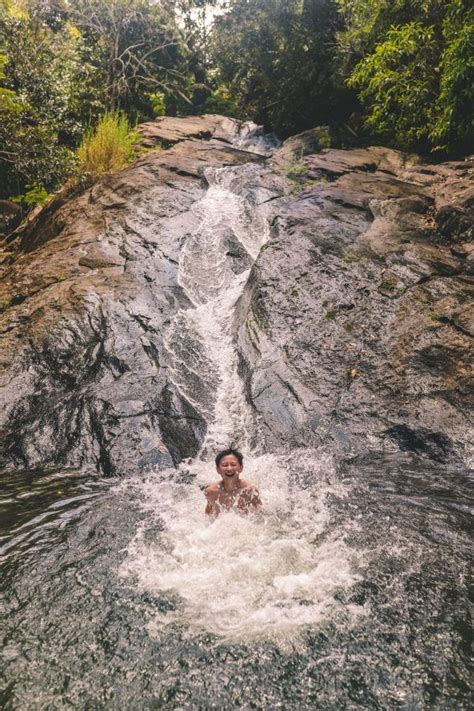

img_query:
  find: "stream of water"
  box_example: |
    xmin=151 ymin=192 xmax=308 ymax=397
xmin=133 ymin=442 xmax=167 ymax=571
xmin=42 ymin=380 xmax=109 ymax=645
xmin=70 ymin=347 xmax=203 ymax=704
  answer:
xmin=1 ymin=135 xmax=472 ymax=709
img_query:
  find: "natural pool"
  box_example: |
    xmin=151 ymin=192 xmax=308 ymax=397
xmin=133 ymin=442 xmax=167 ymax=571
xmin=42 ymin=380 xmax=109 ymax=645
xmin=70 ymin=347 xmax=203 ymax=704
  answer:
xmin=1 ymin=452 xmax=471 ymax=709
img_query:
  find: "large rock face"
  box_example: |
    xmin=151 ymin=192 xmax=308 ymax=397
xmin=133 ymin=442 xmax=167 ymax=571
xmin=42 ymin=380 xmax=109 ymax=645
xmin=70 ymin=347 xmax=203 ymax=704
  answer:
xmin=0 ymin=117 xmax=472 ymax=475
xmin=236 ymin=139 xmax=473 ymax=463
xmin=0 ymin=116 xmax=263 ymax=475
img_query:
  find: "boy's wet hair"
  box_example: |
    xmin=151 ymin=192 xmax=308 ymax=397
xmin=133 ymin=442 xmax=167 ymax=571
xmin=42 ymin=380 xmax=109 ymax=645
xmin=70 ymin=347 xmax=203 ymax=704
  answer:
xmin=215 ymin=448 xmax=243 ymax=467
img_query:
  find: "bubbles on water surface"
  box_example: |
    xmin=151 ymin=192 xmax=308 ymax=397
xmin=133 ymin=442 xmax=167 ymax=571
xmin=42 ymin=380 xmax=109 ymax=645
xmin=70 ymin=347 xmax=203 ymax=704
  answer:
xmin=118 ymin=451 xmax=363 ymax=644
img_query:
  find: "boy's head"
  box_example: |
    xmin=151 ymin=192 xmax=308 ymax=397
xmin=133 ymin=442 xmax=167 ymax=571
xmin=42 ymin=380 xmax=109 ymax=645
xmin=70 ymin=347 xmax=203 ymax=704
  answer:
xmin=215 ymin=448 xmax=243 ymax=467
xmin=215 ymin=448 xmax=243 ymax=479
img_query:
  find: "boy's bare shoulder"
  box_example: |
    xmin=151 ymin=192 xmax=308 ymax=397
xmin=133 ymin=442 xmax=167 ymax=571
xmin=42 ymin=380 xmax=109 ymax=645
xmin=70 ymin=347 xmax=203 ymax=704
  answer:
xmin=205 ymin=482 xmax=220 ymax=497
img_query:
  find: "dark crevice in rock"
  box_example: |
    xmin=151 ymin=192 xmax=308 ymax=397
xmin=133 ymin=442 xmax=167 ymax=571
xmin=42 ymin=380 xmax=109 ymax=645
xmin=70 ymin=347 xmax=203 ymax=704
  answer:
xmin=10 ymin=294 xmax=27 ymax=306
xmin=275 ymin=373 xmax=304 ymax=406
xmin=252 ymin=381 xmax=275 ymax=401
xmin=0 ymin=427 xmax=29 ymax=469
xmin=104 ymin=355 xmax=131 ymax=377
xmin=157 ymin=386 xmax=206 ymax=466
xmin=259 ymin=194 xmax=286 ymax=205
xmin=384 ymin=425 xmax=457 ymax=463
xmin=128 ymin=312 xmax=158 ymax=333
xmin=142 ymin=340 xmax=161 ymax=370
xmin=332 ymin=197 xmax=373 ymax=214
xmin=2 ymin=278 xmax=74 ymax=312
xmin=436 ymin=315 xmax=473 ymax=338
xmin=88 ymin=405 xmax=116 ymax=476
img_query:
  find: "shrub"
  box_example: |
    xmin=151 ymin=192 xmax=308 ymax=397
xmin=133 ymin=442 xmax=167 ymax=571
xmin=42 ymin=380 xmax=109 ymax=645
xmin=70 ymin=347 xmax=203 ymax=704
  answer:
xmin=77 ymin=112 xmax=140 ymax=182
xmin=202 ymin=88 xmax=241 ymax=118
xmin=11 ymin=184 xmax=51 ymax=207
xmin=286 ymin=161 xmax=309 ymax=181
xmin=147 ymin=91 xmax=166 ymax=116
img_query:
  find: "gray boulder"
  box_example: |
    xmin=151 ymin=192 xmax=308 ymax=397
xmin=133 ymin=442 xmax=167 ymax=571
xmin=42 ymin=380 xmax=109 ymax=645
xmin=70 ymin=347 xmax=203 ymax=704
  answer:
xmin=236 ymin=143 xmax=473 ymax=463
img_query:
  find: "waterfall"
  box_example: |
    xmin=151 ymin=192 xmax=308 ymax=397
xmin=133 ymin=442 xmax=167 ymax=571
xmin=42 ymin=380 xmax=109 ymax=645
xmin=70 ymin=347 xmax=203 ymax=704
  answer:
xmin=119 ymin=153 xmax=361 ymax=643
xmin=163 ymin=164 xmax=268 ymax=457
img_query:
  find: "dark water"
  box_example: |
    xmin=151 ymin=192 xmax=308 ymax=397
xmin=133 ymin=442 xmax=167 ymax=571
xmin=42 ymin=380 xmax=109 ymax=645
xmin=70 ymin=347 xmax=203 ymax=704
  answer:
xmin=1 ymin=454 xmax=472 ymax=710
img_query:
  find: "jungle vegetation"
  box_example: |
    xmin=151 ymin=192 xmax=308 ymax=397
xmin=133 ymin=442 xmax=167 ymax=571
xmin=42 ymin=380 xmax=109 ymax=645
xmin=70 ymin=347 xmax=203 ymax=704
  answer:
xmin=0 ymin=0 xmax=472 ymax=205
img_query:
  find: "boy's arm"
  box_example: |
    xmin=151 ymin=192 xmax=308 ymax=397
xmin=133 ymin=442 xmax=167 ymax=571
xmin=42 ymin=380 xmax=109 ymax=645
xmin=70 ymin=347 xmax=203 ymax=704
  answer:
xmin=251 ymin=486 xmax=263 ymax=509
xmin=242 ymin=483 xmax=262 ymax=510
xmin=205 ymin=499 xmax=217 ymax=516
xmin=205 ymin=486 xmax=219 ymax=517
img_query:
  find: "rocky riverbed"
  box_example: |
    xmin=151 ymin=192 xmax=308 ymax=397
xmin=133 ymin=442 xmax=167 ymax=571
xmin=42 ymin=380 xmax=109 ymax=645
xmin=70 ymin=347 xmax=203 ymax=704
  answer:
xmin=0 ymin=115 xmax=472 ymax=475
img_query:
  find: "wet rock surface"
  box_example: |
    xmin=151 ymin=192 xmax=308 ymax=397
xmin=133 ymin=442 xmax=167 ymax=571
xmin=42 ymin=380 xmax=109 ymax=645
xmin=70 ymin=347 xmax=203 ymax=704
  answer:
xmin=0 ymin=116 xmax=260 ymax=475
xmin=236 ymin=141 xmax=473 ymax=463
xmin=0 ymin=117 xmax=472 ymax=475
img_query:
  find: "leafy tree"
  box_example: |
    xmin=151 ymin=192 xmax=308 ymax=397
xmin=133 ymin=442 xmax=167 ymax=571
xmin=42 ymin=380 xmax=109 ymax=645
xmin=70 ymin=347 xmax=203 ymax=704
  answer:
xmin=209 ymin=0 xmax=347 ymax=137
xmin=71 ymin=0 xmax=191 ymax=116
xmin=0 ymin=49 xmax=22 ymax=189
xmin=337 ymin=0 xmax=474 ymax=152
xmin=175 ymin=0 xmax=221 ymax=112
xmin=347 ymin=22 xmax=438 ymax=148
xmin=432 ymin=5 xmax=474 ymax=151
xmin=0 ymin=1 xmax=85 ymax=199
xmin=202 ymin=87 xmax=241 ymax=118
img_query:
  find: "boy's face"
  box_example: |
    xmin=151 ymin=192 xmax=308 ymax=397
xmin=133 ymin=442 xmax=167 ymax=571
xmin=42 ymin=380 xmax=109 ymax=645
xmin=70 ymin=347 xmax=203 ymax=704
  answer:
xmin=217 ymin=454 xmax=243 ymax=480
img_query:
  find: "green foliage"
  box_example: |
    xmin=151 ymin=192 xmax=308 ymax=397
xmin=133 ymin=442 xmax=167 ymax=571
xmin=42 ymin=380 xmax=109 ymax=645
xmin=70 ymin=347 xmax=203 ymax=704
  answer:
xmin=77 ymin=112 xmax=140 ymax=182
xmin=432 ymin=7 xmax=474 ymax=151
xmin=0 ymin=51 xmax=20 ymax=112
xmin=71 ymin=0 xmax=189 ymax=113
xmin=147 ymin=91 xmax=167 ymax=117
xmin=286 ymin=158 xmax=320 ymax=195
xmin=0 ymin=296 xmax=12 ymax=312
xmin=209 ymin=0 xmax=347 ymax=137
xmin=11 ymin=184 xmax=51 ymax=207
xmin=347 ymin=22 xmax=438 ymax=147
xmin=203 ymin=88 xmax=241 ymax=118
xmin=0 ymin=2 xmax=97 ymax=199
xmin=338 ymin=0 xmax=474 ymax=153
xmin=0 ymin=0 xmax=197 ymax=201
xmin=286 ymin=162 xmax=310 ymax=181
xmin=0 ymin=0 xmax=472 ymax=205
xmin=311 ymin=126 xmax=331 ymax=150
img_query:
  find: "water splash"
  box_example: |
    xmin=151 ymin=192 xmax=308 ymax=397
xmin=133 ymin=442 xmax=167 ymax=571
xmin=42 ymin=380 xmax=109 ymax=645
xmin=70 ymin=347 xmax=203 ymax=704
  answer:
xmin=119 ymin=451 xmax=362 ymax=643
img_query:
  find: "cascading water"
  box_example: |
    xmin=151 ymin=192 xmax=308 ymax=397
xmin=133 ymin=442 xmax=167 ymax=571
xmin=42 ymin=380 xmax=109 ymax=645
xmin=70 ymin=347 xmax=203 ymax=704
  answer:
xmin=163 ymin=165 xmax=266 ymax=454
xmin=0 ymin=129 xmax=471 ymax=709
xmin=118 ymin=158 xmax=361 ymax=643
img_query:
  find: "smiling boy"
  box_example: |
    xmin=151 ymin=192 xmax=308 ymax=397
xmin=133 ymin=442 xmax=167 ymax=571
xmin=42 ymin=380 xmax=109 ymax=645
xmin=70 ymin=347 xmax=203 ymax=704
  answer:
xmin=205 ymin=448 xmax=262 ymax=517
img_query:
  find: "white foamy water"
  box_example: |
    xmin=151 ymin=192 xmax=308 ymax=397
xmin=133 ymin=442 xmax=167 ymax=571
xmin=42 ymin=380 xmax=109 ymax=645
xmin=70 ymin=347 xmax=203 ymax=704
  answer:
xmin=119 ymin=159 xmax=362 ymax=644
xmin=163 ymin=165 xmax=268 ymax=453
xmin=119 ymin=452 xmax=362 ymax=643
